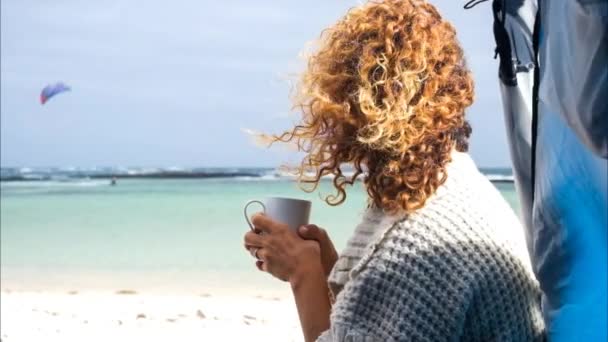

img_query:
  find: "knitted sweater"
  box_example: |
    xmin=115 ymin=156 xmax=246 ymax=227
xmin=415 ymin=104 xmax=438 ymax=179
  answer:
xmin=317 ymin=152 xmax=545 ymax=342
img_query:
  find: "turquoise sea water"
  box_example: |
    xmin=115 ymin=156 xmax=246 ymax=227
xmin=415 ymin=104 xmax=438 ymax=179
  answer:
xmin=0 ymin=178 xmax=518 ymax=293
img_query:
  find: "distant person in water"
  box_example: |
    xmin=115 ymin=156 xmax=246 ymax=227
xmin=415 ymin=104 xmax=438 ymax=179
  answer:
xmin=110 ymin=177 xmax=117 ymax=186
xmin=242 ymin=1 xmax=545 ymax=341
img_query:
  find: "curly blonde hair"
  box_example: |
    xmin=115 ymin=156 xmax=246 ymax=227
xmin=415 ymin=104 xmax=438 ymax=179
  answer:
xmin=269 ymin=0 xmax=474 ymax=213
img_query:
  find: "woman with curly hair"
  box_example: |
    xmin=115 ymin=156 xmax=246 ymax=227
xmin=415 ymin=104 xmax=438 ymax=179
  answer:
xmin=243 ymin=0 xmax=545 ymax=340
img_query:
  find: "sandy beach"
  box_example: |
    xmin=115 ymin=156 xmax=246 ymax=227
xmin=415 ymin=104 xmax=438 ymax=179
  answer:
xmin=0 ymin=288 xmax=303 ymax=342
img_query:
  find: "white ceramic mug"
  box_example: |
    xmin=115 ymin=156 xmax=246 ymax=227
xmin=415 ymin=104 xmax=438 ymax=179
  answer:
xmin=244 ymin=197 xmax=312 ymax=231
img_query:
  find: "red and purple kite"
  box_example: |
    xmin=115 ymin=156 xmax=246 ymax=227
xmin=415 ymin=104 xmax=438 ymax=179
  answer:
xmin=40 ymin=82 xmax=71 ymax=105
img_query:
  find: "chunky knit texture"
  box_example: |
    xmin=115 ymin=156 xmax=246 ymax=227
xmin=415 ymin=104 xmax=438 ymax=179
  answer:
xmin=317 ymin=152 xmax=545 ymax=342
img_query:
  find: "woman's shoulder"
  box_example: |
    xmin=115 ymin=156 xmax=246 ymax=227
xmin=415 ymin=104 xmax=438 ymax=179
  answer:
xmin=335 ymin=210 xmax=544 ymax=341
xmin=383 ymin=189 xmax=533 ymax=275
xmin=412 ymin=152 xmax=528 ymax=251
xmin=329 ymin=211 xmax=486 ymax=341
xmin=326 ymin=153 xmax=543 ymax=340
xmin=360 ymin=151 xmax=536 ymax=282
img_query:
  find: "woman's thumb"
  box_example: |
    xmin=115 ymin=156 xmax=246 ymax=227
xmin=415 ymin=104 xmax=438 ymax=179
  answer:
xmin=298 ymin=224 xmax=322 ymax=241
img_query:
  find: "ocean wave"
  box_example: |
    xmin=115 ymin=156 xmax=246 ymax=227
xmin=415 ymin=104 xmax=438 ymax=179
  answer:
xmin=486 ymin=174 xmax=515 ymax=182
xmin=1 ymin=167 xmax=513 ymax=182
xmin=0 ymin=180 xmax=110 ymax=188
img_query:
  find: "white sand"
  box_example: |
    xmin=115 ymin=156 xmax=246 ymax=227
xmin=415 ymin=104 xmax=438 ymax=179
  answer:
xmin=0 ymin=289 xmax=304 ymax=342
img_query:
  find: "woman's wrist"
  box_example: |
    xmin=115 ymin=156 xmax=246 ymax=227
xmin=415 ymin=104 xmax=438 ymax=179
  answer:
xmin=289 ymin=259 xmax=326 ymax=291
xmin=289 ymin=258 xmax=332 ymax=342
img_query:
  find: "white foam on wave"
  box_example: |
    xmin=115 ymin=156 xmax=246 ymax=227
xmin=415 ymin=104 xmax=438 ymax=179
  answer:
xmin=1 ymin=180 xmax=110 ymax=188
xmin=486 ymin=174 xmax=515 ymax=182
xmin=18 ymin=167 xmax=33 ymax=173
xmin=232 ymin=174 xmax=283 ymax=182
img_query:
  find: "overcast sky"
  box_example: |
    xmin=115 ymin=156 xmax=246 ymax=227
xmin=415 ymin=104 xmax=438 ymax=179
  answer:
xmin=0 ymin=0 xmax=509 ymax=168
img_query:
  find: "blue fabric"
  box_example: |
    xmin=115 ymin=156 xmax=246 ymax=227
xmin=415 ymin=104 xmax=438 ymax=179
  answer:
xmin=535 ymin=7 xmax=608 ymax=338
xmin=533 ymin=103 xmax=607 ymax=341
xmin=492 ymin=0 xmax=607 ymax=339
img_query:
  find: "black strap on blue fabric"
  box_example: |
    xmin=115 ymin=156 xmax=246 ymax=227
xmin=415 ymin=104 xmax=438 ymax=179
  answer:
xmin=491 ymin=0 xmax=517 ymax=86
xmin=530 ymin=1 xmax=541 ymax=199
xmin=464 ymin=0 xmax=491 ymax=9
xmin=464 ymin=0 xmax=516 ymax=86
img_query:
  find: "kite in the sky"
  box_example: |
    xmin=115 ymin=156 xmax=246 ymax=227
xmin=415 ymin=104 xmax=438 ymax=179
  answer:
xmin=40 ymin=82 xmax=71 ymax=105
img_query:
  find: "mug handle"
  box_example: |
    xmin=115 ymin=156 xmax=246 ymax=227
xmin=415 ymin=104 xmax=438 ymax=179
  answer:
xmin=244 ymin=200 xmax=266 ymax=230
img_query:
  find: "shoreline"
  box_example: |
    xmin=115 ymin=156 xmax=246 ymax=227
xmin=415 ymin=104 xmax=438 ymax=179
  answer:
xmin=0 ymin=288 xmax=302 ymax=342
xmin=0 ymin=266 xmax=291 ymax=298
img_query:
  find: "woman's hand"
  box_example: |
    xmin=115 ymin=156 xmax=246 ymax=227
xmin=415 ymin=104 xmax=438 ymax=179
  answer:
xmin=244 ymin=214 xmax=332 ymax=342
xmin=297 ymin=225 xmax=338 ymax=278
xmin=243 ymin=213 xmax=323 ymax=284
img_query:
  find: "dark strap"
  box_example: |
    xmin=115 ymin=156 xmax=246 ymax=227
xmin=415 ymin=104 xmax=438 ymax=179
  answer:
xmin=465 ymin=0 xmax=517 ymax=86
xmin=491 ymin=0 xmax=517 ymax=86
xmin=464 ymin=0 xmax=491 ymax=9
xmin=530 ymin=1 xmax=541 ymax=200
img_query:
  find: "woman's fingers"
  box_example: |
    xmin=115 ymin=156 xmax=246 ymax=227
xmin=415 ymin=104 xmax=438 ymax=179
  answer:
xmin=247 ymin=246 xmax=259 ymax=258
xmin=244 ymin=230 xmax=265 ymax=247
xmin=298 ymin=224 xmax=325 ymax=242
xmin=299 ymin=224 xmax=333 ymax=254
xmin=298 ymin=224 xmax=338 ymax=277
xmin=256 ymin=260 xmax=265 ymax=272
xmin=251 ymin=213 xmax=285 ymax=234
xmin=256 ymin=248 xmax=271 ymax=262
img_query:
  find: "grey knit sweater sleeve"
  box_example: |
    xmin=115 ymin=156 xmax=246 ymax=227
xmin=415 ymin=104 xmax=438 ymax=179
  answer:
xmin=317 ymin=152 xmax=545 ymax=342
